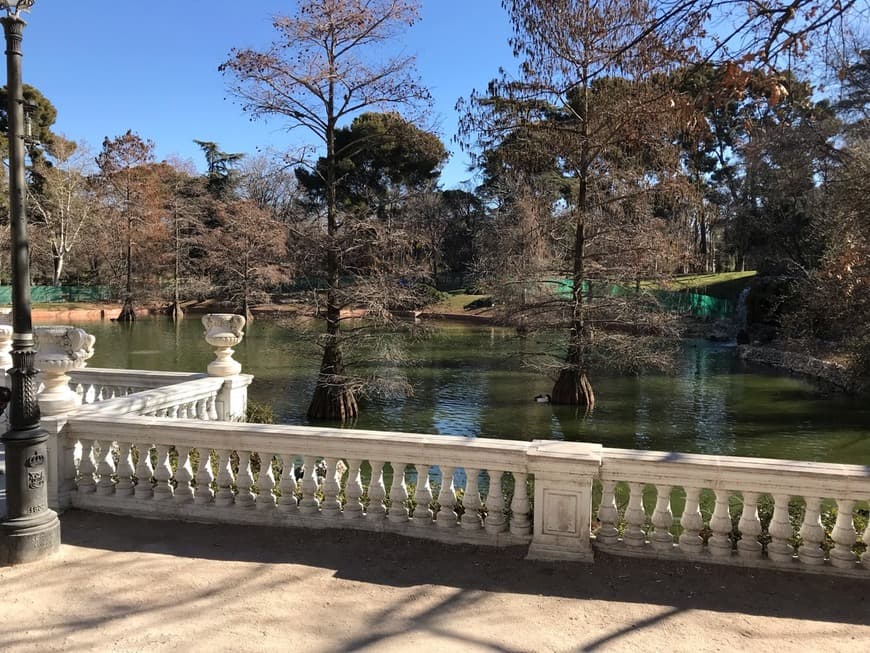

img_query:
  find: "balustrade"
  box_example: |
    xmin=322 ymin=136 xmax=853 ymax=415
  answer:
xmin=28 ymin=313 xmax=866 ymax=578
xmin=594 ymin=449 xmax=870 ymax=575
xmin=64 ymin=417 xmax=536 ymax=551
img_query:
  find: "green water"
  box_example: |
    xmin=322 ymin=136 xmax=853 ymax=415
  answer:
xmin=76 ymin=317 xmax=870 ymax=465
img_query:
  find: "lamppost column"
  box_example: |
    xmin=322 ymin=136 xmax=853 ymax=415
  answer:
xmin=0 ymin=4 xmax=61 ymax=565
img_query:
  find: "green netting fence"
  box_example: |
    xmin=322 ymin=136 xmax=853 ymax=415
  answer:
xmin=552 ymin=280 xmax=734 ymax=320
xmin=0 ymin=286 xmax=113 ymax=303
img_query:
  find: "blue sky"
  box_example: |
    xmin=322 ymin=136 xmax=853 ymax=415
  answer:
xmin=18 ymin=1 xmax=513 ymax=188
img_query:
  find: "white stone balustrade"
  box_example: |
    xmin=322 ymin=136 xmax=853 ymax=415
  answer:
xmin=65 ymin=417 xmax=547 ymax=552
xmin=15 ymin=313 xmax=868 ymax=576
xmin=595 ymin=448 xmax=870 ymax=575
xmin=69 ymin=368 xmax=205 ymax=405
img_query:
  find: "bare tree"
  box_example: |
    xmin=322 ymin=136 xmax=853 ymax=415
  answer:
xmin=28 ymin=138 xmax=97 ymax=286
xmin=199 ymin=199 xmax=288 ymax=321
xmin=95 ymin=130 xmax=161 ymax=321
xmin=221 ymin=0 xmax=430 ymax=421
xmin=461 ymin=1 xmax=700 ymax=410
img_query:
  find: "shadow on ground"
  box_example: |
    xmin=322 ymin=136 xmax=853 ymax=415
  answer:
xmin=61 ymin=510 xmax=869 ymax=624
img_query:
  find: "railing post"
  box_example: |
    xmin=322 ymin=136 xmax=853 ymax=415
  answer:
xmin=525 ymin=441 xmax=603 ymax=562
xmin=203 ymin=314 xmax=252 ymax=421
xmin=33 ymin=326 xmax=95 ymax=514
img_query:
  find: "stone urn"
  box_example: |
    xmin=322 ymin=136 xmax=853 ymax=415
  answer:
xmin=0 ymin=308 xmax=12 ymax=374
xmin=35 ymin=326 xmax=96 ymax=415
xmin=203 ymin=313 xmax=245 ymax=377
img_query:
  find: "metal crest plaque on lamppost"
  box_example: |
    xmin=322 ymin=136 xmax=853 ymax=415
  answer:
xmin=0 ymin=0 xmax=61 ymax=565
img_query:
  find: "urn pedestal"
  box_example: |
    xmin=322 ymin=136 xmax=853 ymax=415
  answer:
xmin=203 ymin=314 xmax=245 ymax=377
xmin=35 ymin=326 xmax=95 ymax=416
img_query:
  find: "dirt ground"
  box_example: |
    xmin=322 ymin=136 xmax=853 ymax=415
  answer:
xmin=0 ymin=511 xmax=868 ymax=653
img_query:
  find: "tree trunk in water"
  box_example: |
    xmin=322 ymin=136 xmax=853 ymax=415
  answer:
xmin=307 ymin=341 xmax=358 ymax=422
xmin=167 ymin=302 xmax=184 ymax=321
xmin=550 ymin=366 xmax=595 ymax=410
xmin=117 ymin=296 xmax=136 ymax=322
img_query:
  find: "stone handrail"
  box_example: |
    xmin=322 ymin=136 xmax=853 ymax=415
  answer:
xmin=69 ymin=368 xmax=206 ymax=404
xmin=59 ymin=414 xmax=870 ymax=574
xmin=596 ymin=448 xmax=870 ymax=574
xmin=66 ymin=416 xmax=549 ymax=548
xmin=75 ymin=376 xmax=226 ymax=420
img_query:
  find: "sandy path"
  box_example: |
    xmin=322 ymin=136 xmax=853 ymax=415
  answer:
xmin=1 ymin=511 xmax=868 ymax=652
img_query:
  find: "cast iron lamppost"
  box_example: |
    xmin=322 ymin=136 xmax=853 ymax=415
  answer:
xmin=0 ymin=0 xmax=60 ymax=565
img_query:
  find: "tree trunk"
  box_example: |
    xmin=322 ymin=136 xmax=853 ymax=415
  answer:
xmin=117 ymin=296 xmax=136 ymax=322
xmin=307 ymin=339 xmax=358 ymax=422
xmin=551 ymin=365 xmax=595 ymax=410
xmin=167 ymin=302 xmax=184 ymax=321
xmin=306 ymin=64 xmax=357 ymax=423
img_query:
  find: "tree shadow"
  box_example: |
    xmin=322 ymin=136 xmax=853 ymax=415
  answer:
xmin=55 ymin=510 xmax=870 ymax=630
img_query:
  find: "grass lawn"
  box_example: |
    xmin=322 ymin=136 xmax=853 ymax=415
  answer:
xmin=663 ymin=271 xmax=757 ymax=301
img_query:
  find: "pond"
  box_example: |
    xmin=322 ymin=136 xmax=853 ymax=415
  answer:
xmin=75 ymin=316 xmax=870 ymax=465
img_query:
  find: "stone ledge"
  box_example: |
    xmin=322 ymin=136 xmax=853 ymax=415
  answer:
xmin=593 ymin=540 xmax=870 ymax=579
xmin=70 ymin=492 xmax=533 ymax=549
xmin=738 ymin=345 xmax=866 ymax=394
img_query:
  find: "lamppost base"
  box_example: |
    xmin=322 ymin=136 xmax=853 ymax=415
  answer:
xmin=0 ymin=511 xmax=60 ymax=565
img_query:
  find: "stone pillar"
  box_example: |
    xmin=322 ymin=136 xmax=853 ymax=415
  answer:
xmin=525 ymin=441 xmax=603 ymax=562
xmin=32 ymin=326 xmax=94 ymax=514
xmin=203 ymin=314 xmax=251 ymax=421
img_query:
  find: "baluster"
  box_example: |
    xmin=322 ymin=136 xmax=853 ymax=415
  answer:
xmin=623 ymin=482 xmax=646 ymax=547
xmin=708 ymin=489 xmax=733 ymax=558
xmin=343 ymin=459 xmax=363 ymax=519
xmin=484 ymin=470 xmax=507 ymax=534
xmin=173 ymin=446 xmax=195 ymax=503
xmin=366 ymin=461 xmax=387 ymax=520
xmin=320 ymin=458 xmax=342 ymax=518
xmin=829 ymin=499 xmax=857 ymax=569
xmin=255 ymin=452 xmax=276 ymax=509
xmin=152 ymin=445 xmax=174 ymax=500
xmin=862 ymin=510 xmax=870 ymax=570
xmin=134 ymin=443 xmax=154 ymax=499
xmin=277 ymin=454 xmax=298 ymax=512
xmin=115 ymin=442 xmax=135 ymax=496
xmin=388 ymin=462 xmax=409 ymax=523
xmin=214 ymin=449 xmax=235 ymax=506
xmin=509 ymin=472 xmax=531 ymax=536
xmin=59 ymin=436 xmax=79 ymax=502
xmin=411 ymin=464 xmax=433 ymax=526
xmin=235 ymin=451 xmax=255 ymax=507
xmin=194 ymin=448 xmax=215 ymax=504
xmin=168 ymin=405 xmax=179 ymax=419
xmin=767 ymin=494 xmax=795 ymax=563
xmin=596 ymin=479 xmax=619 ymax=544
xmin=195 ymin=398 xmax=208 ymax=421
xmin=157 ymin=408 xmax=169 ymax=418
xmin=797 ymin=496 xmax=825 ymax=566
xmin=460 ymin=468 xmax=482 ymax=530
xmin=95 ymin=440 xmax=117 ymax=496
xmin=179 ymin=403 xmax=190 ymax=419
xmin=77 ymin=439 xmax=97 ymax=494
xmin=298 ymin=455 xmax=320 ymax=515
xmin=679 ymin=486 xmax=704 ymax=555
xmin=436 ymin=466 xmax=458 ymax=528
xmin=650 ymin=485 xmax=674 ymax=551
xmin=736 ymin=491 xmax=763 ymax=559
xmin=207 ymin=395 xmax=218 ymax=421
